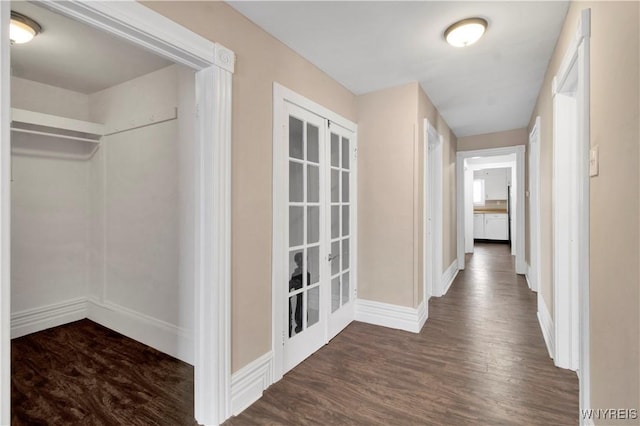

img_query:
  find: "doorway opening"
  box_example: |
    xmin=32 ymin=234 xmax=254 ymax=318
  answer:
xmin=1 ymin=2 xmax=234 ymax=424
xmin=456 ymin=146 xmax=526 ymax=275
xmin=468 ymin=157 xmax=515 ymax=251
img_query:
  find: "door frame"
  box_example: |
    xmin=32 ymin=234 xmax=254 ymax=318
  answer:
xmin=456 ymin=146 xmax=526 ymax=274
xmin=0 ymin=2 xmax=235 ymax=424
xmin=528 ymin=117 xmax=541 ymax=293
xmin=552 ymin=8 xmax=591 ymax=419
xmin=272 ymin=83 xmax=357 ymax=382
xmin=424 ymin=119 xmax=443 ymax=298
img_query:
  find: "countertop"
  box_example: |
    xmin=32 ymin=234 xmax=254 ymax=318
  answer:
xmin=474 ymin=208 xmax=508 ymax=214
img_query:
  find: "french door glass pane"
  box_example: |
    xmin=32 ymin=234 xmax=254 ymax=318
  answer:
xmin=331 ymin=169 xmax=339 ymax=203
xmin=289 ymin=206 xmax=303 ymax=247
xmin=342 ymin=206 xmax=349 ymax=236
xmin=342 ymin=272 xmax=350 ymax=304
xmin=331 ymin=133 xmax=339 ymax=167
xmin=342 ymin=137 xmax=350 ymax=169
xmin=289 ymin=116 xmax=303 ymax=159
xmin=307 ymin=123 xmax=319 ymax=163
xmin=308 ymin=286 xmax=320 ymax=327
xmin=288 ymin=249 xmax=304 ymax=291
xmin=308 ymin=246 xmax=319 ymax=285
xmin=307 ymin=206 xmax=319 ymax=244
xmin=342 ymin=238 xmax=349 ymax=270
xmin=342 ymin=171 xmax=349 ymax=202
xmin=307 ymin=165 xmax=319 ymax=202
xmin=331 ymin=277 xmax=340 ymax=313
xmin=289 ymin=294 xmax=303 ymax=336
xmin=289 ymin=162 xmax=303 ymax=202
xmin=331 ymin=240 xmax=340 ymax=275
xmin=331 ymin=206 xmax=339 ymax=239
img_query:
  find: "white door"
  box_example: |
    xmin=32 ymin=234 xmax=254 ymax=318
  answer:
xmin=327 ymin=123 xmax=355 ymax=339
xmin=283 ymin=102 xmax=355 ymax=372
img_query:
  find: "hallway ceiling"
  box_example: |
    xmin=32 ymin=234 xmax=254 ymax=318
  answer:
xmin=10 ymin=2 xmax=172 ymax=94
xmin=228 ymin=1 xmax=569 ymax=137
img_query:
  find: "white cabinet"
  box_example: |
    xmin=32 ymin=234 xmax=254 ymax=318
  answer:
xmin=474 ymin=214 xmax=484 ymax=238
xmin=484 ymin=214 xmax=509 ymax=240
xmin=474 ymin=213 xmax=508 ymax=240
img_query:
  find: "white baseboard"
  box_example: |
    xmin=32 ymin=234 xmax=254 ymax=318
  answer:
xmin=87 ymin=298 xmax=193 ymax=365
xmin=355 ymin=299 xmax=426 ymax=333
xmin=230 ymin=351 xmax=273 ymax=416
xmin=11 ymin=297 xmax=88 ymax=339
xmin=525 ymin=263 xmax=539 ymax=293
xmin=440 ymin=259 xmax=459 ymax=297
xmin=525 ymin=263 xmax=532 ymax=290
xmin=537 ymin=293 xmax=554 ymax=359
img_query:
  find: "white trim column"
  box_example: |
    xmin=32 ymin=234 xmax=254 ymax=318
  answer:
xmin=0 ymin=3 xmax=11 ymax=424
xmin=195 ymin=44 xmax=235 ymax=425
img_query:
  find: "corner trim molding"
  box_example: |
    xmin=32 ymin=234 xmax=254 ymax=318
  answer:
xmin=230 ymin=352 xmax=274 ymax=416
xmin=355 ymin=299 xmax=426 ymax=333
xmin=440 ymin=259 xmax=459 ymax=297
xmin=537 ymin=293 xmax=554 ymax=359
xmin=11 ymin=297 xmax=88 ymax=339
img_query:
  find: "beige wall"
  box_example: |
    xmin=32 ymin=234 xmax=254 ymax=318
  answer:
xmin=357 ymin=83 xmax=418 ymax=307
xmin=456 ymin=128 xmax=527 ymax=152
xmin=144 ymin=1 xmax=356 ymax=372
xmin=529 ymin=1 xmax=639 ymax=419
xmin=357 ymin=82 xmax=456 ymax=309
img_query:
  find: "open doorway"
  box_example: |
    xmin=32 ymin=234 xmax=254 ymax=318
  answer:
xmin=9 ymin=2 xmax=196 ymax=422
xmin=1 ymin=2 xmax=234 ymax=424
xmin=456 ymin=146 xmax=526 ymax=275
xmin=468 ymin=157 xmax=515 ymax=252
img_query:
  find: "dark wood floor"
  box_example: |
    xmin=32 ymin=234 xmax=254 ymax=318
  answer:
xmin=11 ymin=319 xmax=196 ymax=425
xmin=227 ymin=243 xmax=579 ymax=425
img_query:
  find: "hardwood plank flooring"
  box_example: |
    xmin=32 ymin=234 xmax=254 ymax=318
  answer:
xmin=226 ymin=243 xmax=579 ymax=425
xmin=11 ymin=319 xmax=196 ymax=425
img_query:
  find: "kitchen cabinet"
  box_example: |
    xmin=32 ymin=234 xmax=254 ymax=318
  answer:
xmin=474 ymin=214 xmax=485 ymax=238
xmin=484 ymin=213 xmax=508 ymax=240
xmin=473 ymin=213 xmax=508 ymax=241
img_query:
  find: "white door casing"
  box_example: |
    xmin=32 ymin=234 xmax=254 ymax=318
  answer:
xmin=528 ymin=117 xmax=541 ymax=292
xmin=424 ymin=119 xmax=443 ymax=298
xmin=272 ymin=83 xmax=357 ymax=381
xmin=552 ymin=8 xmax=591 ymax=420
xmin=456 ymin=146 xmax=526 ymax=274
xmin=0 ymin=3 xmax=11 ymax=423
xmin=0 ymin=2 xmax=235 ymax=424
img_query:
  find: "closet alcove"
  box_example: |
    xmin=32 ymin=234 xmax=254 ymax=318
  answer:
xmin=10 ymin=63 xmax=197 ymax=364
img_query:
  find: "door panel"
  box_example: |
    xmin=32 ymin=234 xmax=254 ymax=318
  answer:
xmin=282 ymin=103 xmax=355 ymax=373
xmin=327 ymin=125 xmax=355 ymax=339
xmin=284 ymin=104 xmax=326 ymax=372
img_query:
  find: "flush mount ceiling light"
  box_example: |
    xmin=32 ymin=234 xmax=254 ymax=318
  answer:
xmin=10 ymin=11 xmax=42 ymax=44
xmin=444 ymin=17 xmax=487 ymax=48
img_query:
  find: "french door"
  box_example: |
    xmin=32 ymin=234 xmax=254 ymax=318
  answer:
xmin=283 ymin=101 xmax=355 ymax=373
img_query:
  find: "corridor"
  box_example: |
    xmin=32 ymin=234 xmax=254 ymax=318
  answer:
xmin=227 ymin=243 xmax=579 ymax=425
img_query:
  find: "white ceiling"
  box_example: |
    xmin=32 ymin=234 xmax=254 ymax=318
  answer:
xmin=10 ymin=1 xmax=172 ymax=94
xmin=228 ymin=1 xmax=569 ymax=137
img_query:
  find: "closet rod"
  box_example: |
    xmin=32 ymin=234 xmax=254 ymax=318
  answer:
xmin=11 ymin=128 xmax=101 ymax=144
